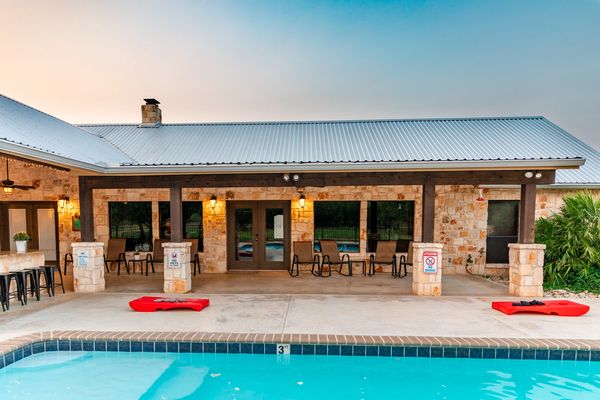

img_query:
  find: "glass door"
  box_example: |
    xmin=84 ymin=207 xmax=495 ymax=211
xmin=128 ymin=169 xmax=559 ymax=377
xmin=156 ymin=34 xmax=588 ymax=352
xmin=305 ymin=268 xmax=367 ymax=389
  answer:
xmin=227 ymin=201 xmax=290 ymax=270
xmin=0 ymin=201 xmax=59 ymax=265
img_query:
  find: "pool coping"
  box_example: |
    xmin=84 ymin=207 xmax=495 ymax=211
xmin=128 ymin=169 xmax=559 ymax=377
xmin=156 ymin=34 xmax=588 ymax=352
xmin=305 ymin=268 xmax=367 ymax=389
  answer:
xmin=2 ymin=331 xmax=600 ymax=369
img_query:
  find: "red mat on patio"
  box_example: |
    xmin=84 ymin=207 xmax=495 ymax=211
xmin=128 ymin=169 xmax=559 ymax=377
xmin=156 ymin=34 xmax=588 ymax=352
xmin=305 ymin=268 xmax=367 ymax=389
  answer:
xmin=492 ymin=300 xmax=589 ymax=316
xmin=129 ymin=296 xmax=210 ymax=312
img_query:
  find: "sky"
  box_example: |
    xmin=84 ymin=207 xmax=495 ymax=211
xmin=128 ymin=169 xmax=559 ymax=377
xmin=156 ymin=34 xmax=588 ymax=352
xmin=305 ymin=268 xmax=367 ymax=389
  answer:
xmin=0 ymin=0 xmax=599 ymax=149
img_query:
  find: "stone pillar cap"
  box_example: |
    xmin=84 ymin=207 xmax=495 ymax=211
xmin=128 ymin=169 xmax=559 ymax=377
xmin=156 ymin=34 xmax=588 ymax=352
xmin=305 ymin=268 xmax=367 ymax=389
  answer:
xmin=412 ymin=242 xmax=444 ymax=249
xmin=508 ymin=243 xmax=546 ymax=250
xmin=72 ymin=242 xmax=104 ymax=248
xmin=162 ymin=242 xmax=192 ymax=248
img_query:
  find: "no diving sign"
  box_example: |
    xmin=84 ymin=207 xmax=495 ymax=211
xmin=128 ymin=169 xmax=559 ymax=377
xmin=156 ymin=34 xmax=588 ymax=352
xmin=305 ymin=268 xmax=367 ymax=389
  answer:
xmin=423 ymin=251 xmax=438 ymax=274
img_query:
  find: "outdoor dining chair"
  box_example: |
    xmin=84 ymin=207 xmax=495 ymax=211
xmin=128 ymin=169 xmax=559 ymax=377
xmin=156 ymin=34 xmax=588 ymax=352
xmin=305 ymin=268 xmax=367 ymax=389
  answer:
xmin=368 ymin=240 xmax=399 ymax=277
xmin=398 ymin=241 xmax=415 ymax=278
xmin=145 ymin=239 xmax=167 ymax=276
xmin=186 ymin=238 xmax=201 ymax=276
xmin=319 ymin=240 xmax=352 ymax=277
xmin=289 ymin=241 xmax=320 ymax=277
xmin=104 ymin=238 xmax=128 ymax=275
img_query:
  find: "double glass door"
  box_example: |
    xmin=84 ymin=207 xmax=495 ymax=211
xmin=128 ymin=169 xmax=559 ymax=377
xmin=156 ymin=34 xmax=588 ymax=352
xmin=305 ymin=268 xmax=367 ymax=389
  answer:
xmin=0 ymin=201 xmax=59 ymax=265
xmin=227 ymin=201 xmax=290 ymax=270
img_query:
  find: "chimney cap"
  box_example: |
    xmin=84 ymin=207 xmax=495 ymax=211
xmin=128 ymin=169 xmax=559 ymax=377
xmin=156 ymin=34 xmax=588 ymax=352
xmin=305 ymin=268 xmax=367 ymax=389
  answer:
xmin=143 ymin=98 xmax=160 ymax=105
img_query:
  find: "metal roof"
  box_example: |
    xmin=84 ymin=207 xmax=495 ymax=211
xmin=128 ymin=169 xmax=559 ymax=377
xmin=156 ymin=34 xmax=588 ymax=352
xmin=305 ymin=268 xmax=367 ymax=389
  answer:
xmin=0 ymin=94 xmax=132 ymax=168
xmin=80 ymin=117 xmax=594 ymax=182
xmin=0 ymin=91 xmax=596 ymax=184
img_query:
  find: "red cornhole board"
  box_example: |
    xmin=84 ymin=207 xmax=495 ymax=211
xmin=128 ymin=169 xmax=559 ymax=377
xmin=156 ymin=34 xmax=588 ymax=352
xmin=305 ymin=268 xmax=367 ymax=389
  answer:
xmin=129 ymin=296 xmax=210 ymax=312
xmin=492 ymin=300 xmax=589 ymax=316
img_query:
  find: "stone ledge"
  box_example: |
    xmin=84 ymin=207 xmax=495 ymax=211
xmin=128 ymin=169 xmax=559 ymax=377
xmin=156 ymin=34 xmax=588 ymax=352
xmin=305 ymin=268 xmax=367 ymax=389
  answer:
xmin=508 ymin=243 xmax=546 ymax=250
xmin=162 ymin=242 xmax=192 ymax=248
xmin=72 ymin=242 xmax=104 ymax=248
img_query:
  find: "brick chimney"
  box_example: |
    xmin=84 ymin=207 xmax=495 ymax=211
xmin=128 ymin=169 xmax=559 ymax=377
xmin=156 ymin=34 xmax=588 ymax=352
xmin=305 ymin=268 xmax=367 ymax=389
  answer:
xmin=140 ymin=98 xmax=161 ymax=127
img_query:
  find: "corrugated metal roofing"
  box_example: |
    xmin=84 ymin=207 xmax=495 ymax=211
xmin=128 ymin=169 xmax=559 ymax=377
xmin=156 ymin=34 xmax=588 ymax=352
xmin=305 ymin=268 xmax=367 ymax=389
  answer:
xmin=79 ymin=117 xmax=598 ymax=184
xmin=0 ymin=94 xmax=132 ymax=167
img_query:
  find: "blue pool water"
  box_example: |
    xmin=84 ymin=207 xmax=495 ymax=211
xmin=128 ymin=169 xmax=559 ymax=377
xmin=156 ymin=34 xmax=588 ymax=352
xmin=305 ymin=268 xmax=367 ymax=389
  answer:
xmin=1 ymin=352 xmax=599 ymax=399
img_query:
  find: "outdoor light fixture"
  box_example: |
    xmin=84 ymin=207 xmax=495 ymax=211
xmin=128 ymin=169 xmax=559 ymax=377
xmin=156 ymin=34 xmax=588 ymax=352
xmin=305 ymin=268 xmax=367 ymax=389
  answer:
xmin=299 ymin=193 xmax=306 ymax=208
xmin=292 ymin=174 xmax=300 ymax=182
xmin=476 ymin=187 xmax=485 ymax=202
xmin=535 ymin=172 xmax=543 ymax=179
xmin=210 ymin=195 xmax=217 ymax=209
xmin=58 ymin=195 xmax=70 ymax=211
xmin=282 ymin=173 xmax=290 ymax=182
xmin=524 ymin=171 xmax=534 ymax=179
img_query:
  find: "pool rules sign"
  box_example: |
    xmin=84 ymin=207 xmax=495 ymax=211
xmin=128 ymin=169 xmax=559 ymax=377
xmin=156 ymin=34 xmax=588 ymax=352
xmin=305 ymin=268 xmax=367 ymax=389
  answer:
xmin=423 ymin=251 xmax=439 ymax=274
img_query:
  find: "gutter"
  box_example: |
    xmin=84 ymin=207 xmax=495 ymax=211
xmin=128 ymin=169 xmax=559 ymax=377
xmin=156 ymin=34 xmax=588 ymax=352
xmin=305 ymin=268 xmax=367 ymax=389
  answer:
xmin=0 ymin=139 xmax=586 ymax=175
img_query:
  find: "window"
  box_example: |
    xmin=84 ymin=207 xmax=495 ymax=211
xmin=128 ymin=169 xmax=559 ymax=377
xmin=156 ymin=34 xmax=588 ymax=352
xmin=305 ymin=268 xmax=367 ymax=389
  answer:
xmin=159 ymin=201 xmax=203 ymax=251
xmin=486 ymin=200 xmax=519 ymax=263
xmin=367 ymin=201 xmax=414 ymax=252
xmin=108 ymin=202 xmax=152 ymax=251
xmin=314 ymin=201 xmax=360 ymax=252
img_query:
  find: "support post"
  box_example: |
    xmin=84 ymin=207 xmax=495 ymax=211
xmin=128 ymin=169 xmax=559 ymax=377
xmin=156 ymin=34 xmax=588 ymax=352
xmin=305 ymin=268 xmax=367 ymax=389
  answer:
xmin=170 ymin=185 xmax=183 ymax=242
xmin=78 ymin=177 xmax=94 ymax=242
xmin=519 ymin=183 xmax=536 ymax=244
xmin=422 ymin=183 xmax=435 ymax=242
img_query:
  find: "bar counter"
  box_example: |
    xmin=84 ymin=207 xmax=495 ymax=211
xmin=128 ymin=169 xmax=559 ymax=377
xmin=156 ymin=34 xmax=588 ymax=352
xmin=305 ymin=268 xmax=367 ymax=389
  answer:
xmin=0 ymin=251 xmax=45 ymax=273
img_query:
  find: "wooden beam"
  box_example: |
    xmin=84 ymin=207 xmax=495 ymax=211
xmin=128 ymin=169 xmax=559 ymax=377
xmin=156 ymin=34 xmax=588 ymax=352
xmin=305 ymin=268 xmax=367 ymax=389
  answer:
xmin=519 ymin=183 xmax=537 ymax=244
xmin=80 ymin=170 xmax=557 ymax=190
xmin=78 ymin=176 xmax=94 ymax=242
xmin=422 ymin=182 xmax=436 ymax=243
xmin=169 ymin=185 xmax=183 ymax=242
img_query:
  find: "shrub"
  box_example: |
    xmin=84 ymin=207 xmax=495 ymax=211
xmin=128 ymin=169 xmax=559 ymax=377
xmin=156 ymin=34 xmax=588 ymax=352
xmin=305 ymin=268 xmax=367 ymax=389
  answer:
xmin=535 ymin=192 xmax=600 ymax=288
xmin=13 ymin=231 xmax=31 ymax=241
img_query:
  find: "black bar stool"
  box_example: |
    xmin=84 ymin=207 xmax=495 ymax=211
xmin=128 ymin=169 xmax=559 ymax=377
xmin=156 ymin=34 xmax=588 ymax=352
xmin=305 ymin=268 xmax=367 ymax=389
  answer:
xmin=0 ymin=272 xmax=19 ymax=311
xmin=64 ymin=252 xmax=73 ymax=275
xmin=24 ymin=267 xmax=44 ymax=301
xmin=14 ymin=270 xmax=37 ymax=305
xmin=42 ymin=265 xmax=65 ymax=296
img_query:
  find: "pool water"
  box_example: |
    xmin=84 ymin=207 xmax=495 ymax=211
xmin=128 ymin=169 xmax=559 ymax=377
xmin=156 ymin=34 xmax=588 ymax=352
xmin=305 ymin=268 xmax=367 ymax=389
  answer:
xmin=1 ymin=351 xmax=599 ymax=399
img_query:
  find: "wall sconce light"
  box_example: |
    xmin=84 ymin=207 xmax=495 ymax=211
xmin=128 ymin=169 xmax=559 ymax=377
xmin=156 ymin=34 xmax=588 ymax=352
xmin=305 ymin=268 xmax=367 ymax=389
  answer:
xmin=476 ymin=187 xmax=485 ymax=202
xmin=210 ymin=194 xmax=217 ymax=209
xmin=299 ymin=193 xmax=306 ymax=208
xmin=58 ymin=195 xmax=70 ymax=211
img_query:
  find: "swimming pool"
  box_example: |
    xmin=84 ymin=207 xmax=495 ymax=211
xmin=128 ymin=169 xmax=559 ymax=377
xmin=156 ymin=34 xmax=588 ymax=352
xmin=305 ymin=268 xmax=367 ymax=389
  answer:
xmin=1 ymin=351 xmax=599 ymax=399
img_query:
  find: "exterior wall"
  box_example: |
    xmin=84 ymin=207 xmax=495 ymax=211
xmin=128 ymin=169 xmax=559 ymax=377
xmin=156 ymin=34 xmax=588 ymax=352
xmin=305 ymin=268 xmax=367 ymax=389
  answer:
xmin=1 ymin=158 xmax=597 ymax=287
xmin=0 ymin=159 xmax=80 ymax=289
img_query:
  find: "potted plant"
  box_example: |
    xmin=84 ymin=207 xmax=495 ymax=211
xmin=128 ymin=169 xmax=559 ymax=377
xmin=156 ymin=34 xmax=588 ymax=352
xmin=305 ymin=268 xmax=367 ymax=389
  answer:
xmin=13 ymin=232 xmax=30 ymax=253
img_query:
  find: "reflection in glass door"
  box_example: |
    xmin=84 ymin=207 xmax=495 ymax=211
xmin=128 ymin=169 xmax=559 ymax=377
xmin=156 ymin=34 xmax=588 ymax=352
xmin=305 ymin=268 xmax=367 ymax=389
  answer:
xmin=234 ymin=208 xmax=255 ymax=263
xmin=227 ymin=201 xmax=290 ymax=270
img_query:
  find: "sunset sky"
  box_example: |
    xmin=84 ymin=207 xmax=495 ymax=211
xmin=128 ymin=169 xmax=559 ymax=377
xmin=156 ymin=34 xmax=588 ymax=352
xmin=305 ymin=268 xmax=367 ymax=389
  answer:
xmin=0 ymin=0 xmax=598 ymax=148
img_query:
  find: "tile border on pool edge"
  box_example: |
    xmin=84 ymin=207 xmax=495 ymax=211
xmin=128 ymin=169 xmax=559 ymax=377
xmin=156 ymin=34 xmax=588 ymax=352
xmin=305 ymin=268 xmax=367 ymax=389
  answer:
xmin=1 ymin=331 xmax=600 ymax=369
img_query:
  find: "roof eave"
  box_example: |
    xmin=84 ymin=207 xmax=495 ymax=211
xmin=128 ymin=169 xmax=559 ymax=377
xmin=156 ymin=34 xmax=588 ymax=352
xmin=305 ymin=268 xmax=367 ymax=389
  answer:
xmin=103 ymin=158 xmax=585 ymax=175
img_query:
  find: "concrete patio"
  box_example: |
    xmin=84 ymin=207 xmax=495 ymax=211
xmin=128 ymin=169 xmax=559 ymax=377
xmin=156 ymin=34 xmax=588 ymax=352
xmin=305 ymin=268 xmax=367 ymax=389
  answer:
xmin=1 ymin=289 xmax=599 ymax=343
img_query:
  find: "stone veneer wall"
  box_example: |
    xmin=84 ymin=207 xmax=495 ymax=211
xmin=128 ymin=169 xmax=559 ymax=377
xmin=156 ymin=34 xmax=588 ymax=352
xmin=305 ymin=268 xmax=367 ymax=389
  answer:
xmin=1 ymin=158 xmax=597 ymax=285
xmin=0 ymin=159 xmax=80 ymax=289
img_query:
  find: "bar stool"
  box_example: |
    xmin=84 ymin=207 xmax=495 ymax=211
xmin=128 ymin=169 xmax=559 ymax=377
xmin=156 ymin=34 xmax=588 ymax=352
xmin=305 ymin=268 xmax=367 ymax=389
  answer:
xmin=13 ymin=270 xmax=37 ymax=305
xmin=0 ymin=272 xmax=19 ymax=311
xmin=24 ymin=267 xmax=44 ymax=302
xmin=63 ymin=252 xmax=73 ymax=275
xmin=42 ymin=265 xmax=65 ymax=296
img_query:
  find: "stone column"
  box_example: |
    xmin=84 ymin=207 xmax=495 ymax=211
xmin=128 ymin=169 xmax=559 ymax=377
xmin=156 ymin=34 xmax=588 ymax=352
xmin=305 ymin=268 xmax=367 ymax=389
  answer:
xmin=412 ymin=243 xmax=444 ymax=296
xmin=508 ymin=243 xmax=545 ymax=297
xmin=71 ymin=242 xmax=105 ymax=292
xmin=163 ymin=242 xmax=192 ymax=293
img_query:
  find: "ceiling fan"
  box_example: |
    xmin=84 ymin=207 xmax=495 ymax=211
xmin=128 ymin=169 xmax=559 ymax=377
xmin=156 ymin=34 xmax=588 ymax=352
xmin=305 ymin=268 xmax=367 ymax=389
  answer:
xmin=2 ymin=160 xmax=39 ymax=193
